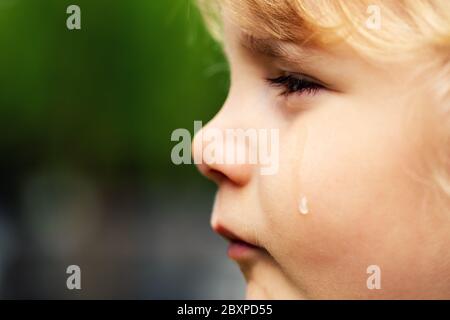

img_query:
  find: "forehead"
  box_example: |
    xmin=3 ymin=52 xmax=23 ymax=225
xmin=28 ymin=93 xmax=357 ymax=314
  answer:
xmin=222 ymin=16 xmax=347 ymax=70
xmin=217 ymin=0 xmax=347 ymax=47
xmin=219 ymin=0 xmax=312 ymax=40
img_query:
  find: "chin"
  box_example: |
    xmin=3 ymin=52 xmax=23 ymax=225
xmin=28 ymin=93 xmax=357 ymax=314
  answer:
xmin=245 ymin=282 xmax=272 ymax=300
xmin=244 ymin=279 xmax=307 ymax=300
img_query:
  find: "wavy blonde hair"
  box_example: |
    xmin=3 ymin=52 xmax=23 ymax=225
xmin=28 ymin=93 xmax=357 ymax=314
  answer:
xmin=196 ymin=0 xmax=450 ymax=208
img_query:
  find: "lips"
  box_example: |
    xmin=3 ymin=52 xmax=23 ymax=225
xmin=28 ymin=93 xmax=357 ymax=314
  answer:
xmin=213 ymin=224 xmax=267 ymax=261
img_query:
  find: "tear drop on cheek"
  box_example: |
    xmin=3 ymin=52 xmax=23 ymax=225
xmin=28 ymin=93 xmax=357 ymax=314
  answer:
xmin=298 ymin=195 xmax=309 ymax=215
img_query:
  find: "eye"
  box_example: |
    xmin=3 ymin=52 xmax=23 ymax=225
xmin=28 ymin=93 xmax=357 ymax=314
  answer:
xmin=266 ymin=73 xmax=325 ymax=96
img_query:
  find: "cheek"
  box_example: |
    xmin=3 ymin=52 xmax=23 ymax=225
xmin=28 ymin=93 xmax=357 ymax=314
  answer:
xmin=256 ymin=120 xmax=309 ymax=247
xmin=257 ymin=103 xmax=431 ymax=296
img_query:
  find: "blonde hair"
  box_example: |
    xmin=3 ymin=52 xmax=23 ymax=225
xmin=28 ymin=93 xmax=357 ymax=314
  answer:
xmin=196 ymin=0 xmax=450 ymax=207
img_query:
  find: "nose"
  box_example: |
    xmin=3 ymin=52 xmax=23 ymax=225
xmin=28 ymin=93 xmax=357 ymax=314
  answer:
xmin=192 ymin=111 xmax=253 ymax=186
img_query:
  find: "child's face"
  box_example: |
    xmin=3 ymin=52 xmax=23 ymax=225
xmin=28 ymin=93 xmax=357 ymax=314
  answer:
xmin=193 ymin=17 xmax=450 ymax=299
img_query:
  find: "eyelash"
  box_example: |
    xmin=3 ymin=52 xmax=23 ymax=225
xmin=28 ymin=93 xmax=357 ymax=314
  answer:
xmin=266 ymin=74 xmax=324 ymax=96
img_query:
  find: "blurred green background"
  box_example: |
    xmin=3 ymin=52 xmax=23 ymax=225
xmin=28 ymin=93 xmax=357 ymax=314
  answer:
xmin=0 ymin=0 xmax=228 ymax=182
xmin=0 ymin=0 xmax=244 ymax=299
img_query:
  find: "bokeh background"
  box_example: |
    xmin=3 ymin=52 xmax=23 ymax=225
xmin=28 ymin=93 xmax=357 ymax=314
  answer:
xmin=0 ymin=0 xmax=245 ymax=298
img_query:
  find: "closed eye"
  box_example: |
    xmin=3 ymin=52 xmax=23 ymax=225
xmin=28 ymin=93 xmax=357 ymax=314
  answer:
xmin=267 ymin=74 xmax=325 ymax=96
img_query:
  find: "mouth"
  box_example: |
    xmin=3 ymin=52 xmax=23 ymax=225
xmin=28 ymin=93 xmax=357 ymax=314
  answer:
xmin=213 ymin=224 xmax=268 ymax=261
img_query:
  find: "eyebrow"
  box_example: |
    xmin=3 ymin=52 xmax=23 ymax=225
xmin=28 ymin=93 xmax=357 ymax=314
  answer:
xmin=240 ymin=33 xmax=282 ymax=57
xmin=238 ymin=33 xmax=318 ymax=66
xmin=238 ymin=32 xmax=338 ymax=88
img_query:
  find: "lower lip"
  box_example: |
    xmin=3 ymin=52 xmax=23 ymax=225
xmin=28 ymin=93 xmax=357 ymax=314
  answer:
xmin=227 ymin=240 xmax=263 ymax=260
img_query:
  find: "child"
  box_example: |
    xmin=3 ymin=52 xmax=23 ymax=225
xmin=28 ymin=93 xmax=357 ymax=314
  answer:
xmin=193 ymin=0 xmax=450 ymax=299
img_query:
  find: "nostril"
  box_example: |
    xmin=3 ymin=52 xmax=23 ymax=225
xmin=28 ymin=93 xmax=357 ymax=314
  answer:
xmin=207 ymin=169 xmax=227 ymax=184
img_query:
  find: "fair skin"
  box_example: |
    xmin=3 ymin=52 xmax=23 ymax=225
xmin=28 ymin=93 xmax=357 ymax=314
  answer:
xmin=193 ymin=16 xmax=450 ymax=299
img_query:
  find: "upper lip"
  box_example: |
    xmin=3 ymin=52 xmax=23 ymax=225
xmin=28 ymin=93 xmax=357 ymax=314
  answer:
xmin=213 ymin=223 xmax=260 ymax=248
